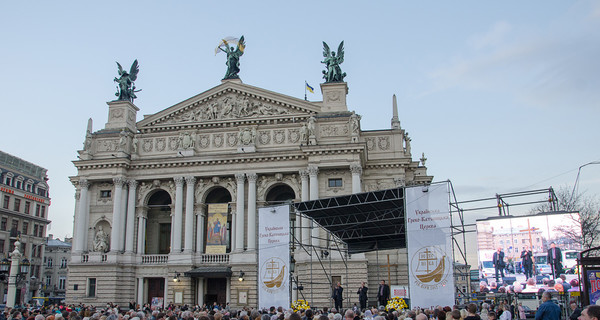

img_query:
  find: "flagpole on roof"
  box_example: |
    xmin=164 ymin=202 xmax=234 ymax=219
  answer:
xmin=304 ymin=80 xmax=307 ymax=101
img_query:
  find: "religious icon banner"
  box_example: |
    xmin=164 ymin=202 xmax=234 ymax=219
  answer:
xmin=206 ymin=203 xmax=228 ymax=254
xmin=405 ymin=183 xmax=454 ymax=308
xmin=258 ymin=205 xmax=290 ymax=309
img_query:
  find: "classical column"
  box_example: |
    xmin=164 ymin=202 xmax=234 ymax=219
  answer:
xmin=120 ymin=184 xmax=128 ymax=250
xmin=184 ymin=176 xmax=196 ymax=253
xmin=246 ymin=173 xmax=257 ymax=251
xmin=125 ymin=180 xmax=138 ymax=253
xmin=350 ymin=163 xmax=363 ymax=194
xmin=110 ymin=177 xmax=126 ymax=252
xmin=308 ymin=166 xmax=319 ymax=200
xmin=137 ymin=277 xmax=144 ymax=305
xmin=235 ymin=173 xmax=245 ymax=252
xmin=307 ymin=166 xmax=320 ymax=248
xmin=74 ymin=179 xmax=90 ymax=253
xmin=196 ymin=206 xmax=205 ymax=253
xmin=136 ymin=208 xmax=147 ymax=254
xmin=172 ymin=177 xmax=185 ymax=253
xmin=300 ymin=170 xmax=310 ymax=246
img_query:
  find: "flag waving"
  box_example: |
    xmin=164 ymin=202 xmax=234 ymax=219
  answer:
xmin=305 ymin=82 xmax=314 ymax=93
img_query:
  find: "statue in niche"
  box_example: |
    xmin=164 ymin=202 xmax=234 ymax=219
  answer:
xmin=307 ymin=116 xmax=316 ymax=137
xmin=321 ymin=41 xmax=347 ymax=83
xmin=93 ymin=226 xmax=109 ymax=252
xmin=217 ymin=36 xmax=245 ymax=80
xmin=132 ymin=135 xmax=138 ymax=154
xmin=119 ymin=129 xmax=128 ymax=151
xmin=299 ymin=123 xmax=309 ymax=144
xmin=114 ymin=60 xmax=141 ymax=102
xmin=349 ymin=112 xmax=360 ymax=134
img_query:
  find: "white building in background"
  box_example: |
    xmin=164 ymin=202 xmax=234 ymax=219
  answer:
xmin=66 ymin=75 xmax=432 ymax=307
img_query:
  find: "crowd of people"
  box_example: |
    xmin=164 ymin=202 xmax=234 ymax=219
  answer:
xmin=0 ymin=293 xmax=593 ymax=320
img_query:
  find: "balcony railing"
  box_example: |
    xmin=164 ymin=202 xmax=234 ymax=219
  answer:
xmin=200 ymin=254 xmax=229 ymax=263
xmin=141 ymin=254 xmax=169 ymax=264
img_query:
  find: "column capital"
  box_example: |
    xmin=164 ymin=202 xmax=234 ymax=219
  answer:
xmin=79 ymin=178 xmax=90 ymax=189
xmin=185 ymin=176 xmax=196 ymax=185
xmin=113 ymin=176 xmax=127 ymax=187
xmin=235 ymin=173 xmax=246 ymax=183
xmin=299 ymin=170 xmax=309 ymax=179
xmin=307 ymin=165 xmax=319 ymax=176
xmin=247 ymin=173 xmax=258 ymax=183
xmin=350 ymin=163 xmax=363 ymax=175
xmin=128 ymin=179 xmax=138 ymax=189
xmin=174 ymin=176 xmax=185 ymax=187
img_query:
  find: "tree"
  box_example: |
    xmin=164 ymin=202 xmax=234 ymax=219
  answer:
xmin=530 ymin=186 xmax=600 ymax=250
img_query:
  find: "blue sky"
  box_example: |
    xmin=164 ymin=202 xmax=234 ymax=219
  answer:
xmin=0 ymin=1 xmax=599 ymax=242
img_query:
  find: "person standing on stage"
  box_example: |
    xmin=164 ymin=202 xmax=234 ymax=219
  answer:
xmin=357 ymin=281 xmax=368 ymax=311
xmin=520 ymin=245 xmax=534 ymax=279
xmin=377 ymin=280 xmax=390 ymax=307
xmin=493 ymin=246 xmax=505 ymax=283
xmin=332 ymin=281 xmax=344 ymax=311
xmin=547 ymin=242 xmax=563 ymax=278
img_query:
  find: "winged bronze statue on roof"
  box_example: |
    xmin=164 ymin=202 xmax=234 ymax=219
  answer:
xmin=217 ymin=36 xmax=246 ymax=80
xmin=321 ymin=41 xmax=347 ymax=83
xmin=114 ymin=59 xmax=141 ymax=103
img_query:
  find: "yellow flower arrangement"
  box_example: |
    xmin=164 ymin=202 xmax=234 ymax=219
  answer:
xmin=385 ymin=297 xmax=408 ymax=311
xmin=291 ymin=299 xmax=311 ymax=312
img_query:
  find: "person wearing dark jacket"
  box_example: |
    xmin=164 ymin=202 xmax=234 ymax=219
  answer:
xmin=377 ymin=280 xmax=390 ymax=307
xmin=357 ymin=282 xmax=368 ymax=311
xmin=332 ymin=282 xmax=344 ymax=311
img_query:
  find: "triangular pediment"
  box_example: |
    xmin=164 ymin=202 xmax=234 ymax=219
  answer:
xmin=137 ymin=80 xmax=321 ymax=130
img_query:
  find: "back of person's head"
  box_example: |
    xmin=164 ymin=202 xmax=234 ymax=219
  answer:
xmin=415 ymin=314 xmax=427 ymax=320
xmin=306 ymin=310 xmax=314 ymax=319
xmin=333 ymin=314 xmax=342 ymax=320
xmin=466 ymin=304 xmax=477 ymax=315
xmin=318 ymin=315 xmax=328 ymax=320
xmin=450 ymin=310 xmax=460 ymax=320
xmin=437 ymin=311 xmax=446 ymax=320
xmin=487 ymin=312 xmax=496 ymax=320
xmin=406 ymin=311 xmax=416 ymax=319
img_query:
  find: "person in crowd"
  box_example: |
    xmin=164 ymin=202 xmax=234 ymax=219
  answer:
xmin=535 ymin=292 xmax=560 ymax=320
xmin=568 ymin=301 xmax=581 ymax=320
xmin=579 ymin=305 xmax=600 ymax=320
xmin=464 ymin=304 xmax=480 ymax=320
xmin=498 ymin=305 xmax=510 ymax=320
xmin=332 ymin=282 xmax=344 ymax=312
xmin=521 ymin=245 xmax=534 ymax=279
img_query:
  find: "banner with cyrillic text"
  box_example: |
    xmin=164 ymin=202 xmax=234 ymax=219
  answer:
xmin=258 ymin=205 xmax=290 ymax=309
xmin=405 ymin=183 xmax=454 ymax=308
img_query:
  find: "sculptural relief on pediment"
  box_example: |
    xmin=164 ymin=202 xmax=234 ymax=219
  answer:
xmin=160 ymin=93 xmax=294 ymax=125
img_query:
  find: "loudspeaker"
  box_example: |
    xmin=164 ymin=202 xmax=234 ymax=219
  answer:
xmin=503 ymin=276 xmax=517 ymax=285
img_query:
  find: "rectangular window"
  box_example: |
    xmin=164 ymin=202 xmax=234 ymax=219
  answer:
xmin=13 ymin=199 xmax=20 ymax=212
xmin=35 ymin=204 xmax=40 ymax=217
xmin=0 ymin=239 xmax=4 ymax=253
xmin=100 ymin=190 xmax=112 ymax=198
xmin=59 ymin=276 xmax=66 ymax=290
xmin=87 ymin=278 xmax=97 ymax=297
xmin=38 ymin=225 xmax=44 ymax=237
xmin=45 ymin=275 xmax=52 ymax=286
xmin=1 ymin=217 xmax=7 ymax=231
xmin=3 ymin=196 xmax=9 ymax=209
xmin=40 ymin=206 xmax=46 ymax=218
xmin=328 ymin=178 xmax=343 ymax=188
xmin=11 ymin=220 xmax=19 ymax=233
xmin=22 ymin=222 xmax=28 ymax=235
xmin=33 ymin=225 xmax=38 ymax=237
xmin=47 ymin=258 xmax=53 ymax=268
xmin=5 ymin=177 xmax=12 ymax=186
xmin=61 ymin=257 xmax=67 ymax=269
xmin=24 ymin=201 xmax=30 ymax=214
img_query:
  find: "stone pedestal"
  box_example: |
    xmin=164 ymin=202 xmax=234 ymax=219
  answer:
xmin=105 ymin=100 xmax=139 ymax=131
xmin=320 ymin=82 xmax=348 ymax=112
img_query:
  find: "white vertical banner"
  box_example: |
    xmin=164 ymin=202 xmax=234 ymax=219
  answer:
xmin=405 ymin=183 xmax=454 ymax=308
xmin=258 ymin=205 xmax=290 ymax=309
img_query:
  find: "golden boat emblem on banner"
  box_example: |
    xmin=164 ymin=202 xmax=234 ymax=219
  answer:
xmin=412 ymin=247 xmax=448 ymax=284
xmin=262 ymin=258 xmax=286 ymax=288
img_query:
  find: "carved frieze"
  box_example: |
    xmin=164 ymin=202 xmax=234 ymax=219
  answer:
xmin=142 ymin=139 xmax=153 ymax=152
xmin=213 ymin=133 xmax=224 ymax=148
xmin=168 ymin=137 xmax=179 ymax=151
xmin=162 ymin=93 xmax=291 ymax=124
xmin=378 ymin=137 xmax=390 ymax=150
xmin=274 ymin=130 xmax=285 ymax=144
xmin=97 ymin=139 xmax=118 ymax=152
xmin=288 ymin=129 xmax=300 ymax=144
xmin=198 ymin=135 xmax=210 ymax=149
xmin=320 ymin=125 xmax=348 ymax=137
xmin=258 ymin=131 xmax=271 ymax=145
xmin=156 ymin=138 xmax=166 ymax=152
xmin=227 ymin=133 xmax=238 ymax=147
xmin=366 ymin=137 xmax=375 ymax=151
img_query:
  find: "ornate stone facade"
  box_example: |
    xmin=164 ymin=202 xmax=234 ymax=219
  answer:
xmin=67 ymin=80 xmax=432 ymax=308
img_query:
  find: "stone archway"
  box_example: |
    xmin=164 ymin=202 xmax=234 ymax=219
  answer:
xmin=265 ymin=183 xmax=296 ymax=205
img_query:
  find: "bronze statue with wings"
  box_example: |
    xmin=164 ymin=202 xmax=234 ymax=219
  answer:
xmin=114 ymin=59 xmax=141 ymax=102
xmin=217 ymin=35 xmax=246 ymax=80
xmin=321 ymin=41 xmax=347 ymax=83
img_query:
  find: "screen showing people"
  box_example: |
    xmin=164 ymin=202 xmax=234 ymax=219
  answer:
xmin=475 ymin=212 xmax=581 ymax=285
